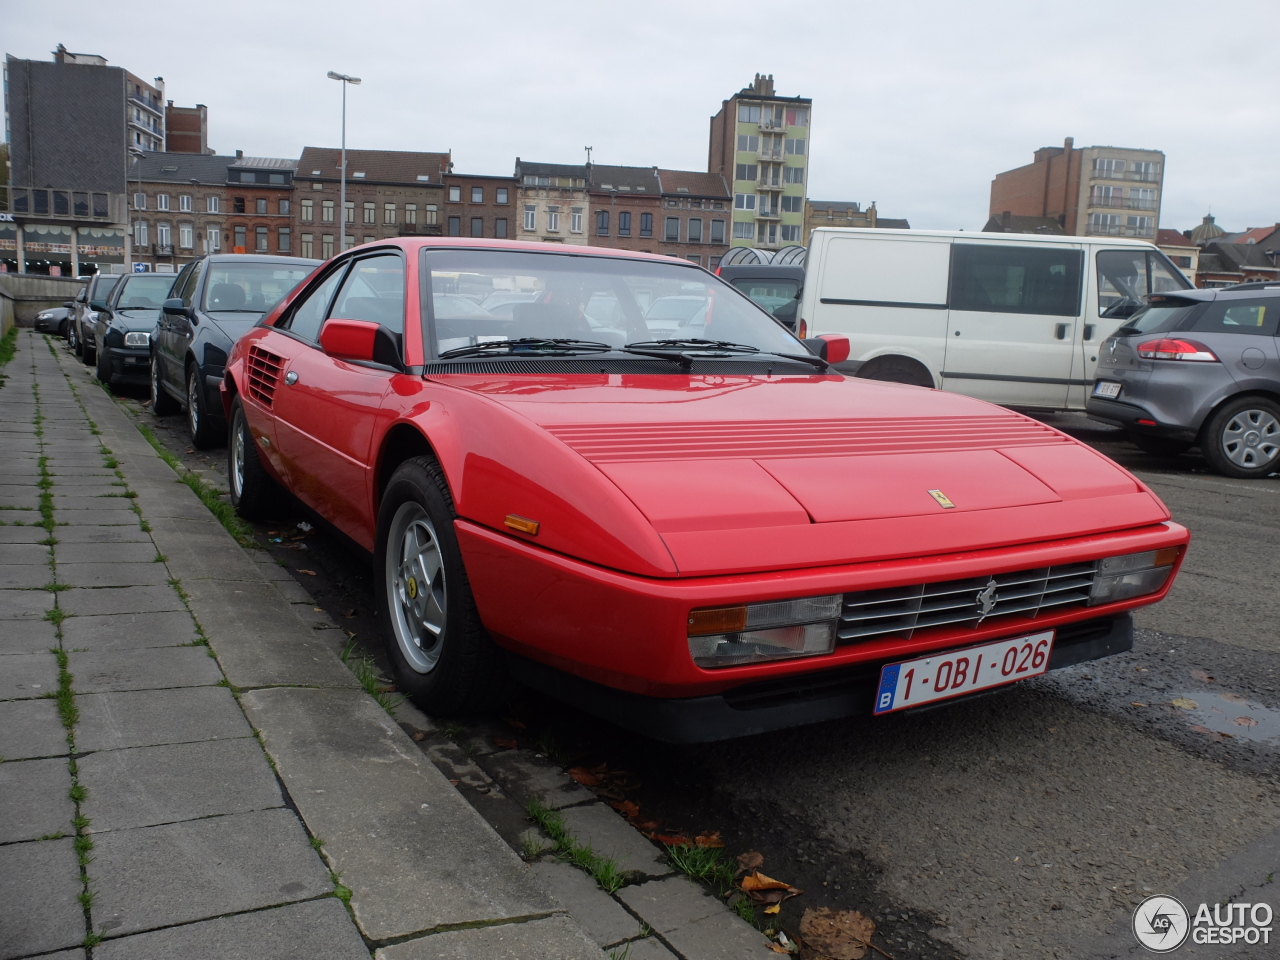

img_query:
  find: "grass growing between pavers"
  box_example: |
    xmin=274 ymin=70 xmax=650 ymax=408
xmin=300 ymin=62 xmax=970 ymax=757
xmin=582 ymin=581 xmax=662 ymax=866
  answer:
xmin=527 ymin=799 xmax=628 ymax=894
xmin=0 ymin=324 xmax=17 ymax=370
xmin=340 ymin=637 xmax=406 ymax=715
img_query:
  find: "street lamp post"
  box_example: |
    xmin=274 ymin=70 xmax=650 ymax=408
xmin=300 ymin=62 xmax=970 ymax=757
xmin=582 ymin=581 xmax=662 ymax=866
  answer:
xmin=326 ymin=71 xmax=361 ymax=251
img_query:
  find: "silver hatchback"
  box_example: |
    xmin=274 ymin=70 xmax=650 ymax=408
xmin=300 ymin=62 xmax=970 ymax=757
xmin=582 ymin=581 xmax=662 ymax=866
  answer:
xmin=1086 ymin=284 xmax=1280 ymax=478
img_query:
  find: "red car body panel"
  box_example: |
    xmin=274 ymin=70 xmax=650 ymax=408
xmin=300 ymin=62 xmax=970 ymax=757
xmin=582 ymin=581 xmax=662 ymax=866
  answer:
xmin=223 ymin=238 xmax=1189 ymax=716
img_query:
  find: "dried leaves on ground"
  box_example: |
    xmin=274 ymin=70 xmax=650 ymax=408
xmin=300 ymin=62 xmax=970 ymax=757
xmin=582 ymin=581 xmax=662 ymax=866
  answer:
xmin=798 ymin=907 xmax=885 ymax=959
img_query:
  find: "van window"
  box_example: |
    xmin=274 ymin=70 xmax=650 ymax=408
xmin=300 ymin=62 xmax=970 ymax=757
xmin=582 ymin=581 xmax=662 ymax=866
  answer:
xmin=949 ymin=244 xmax=1082 ymax=317
xmin=1188 ymin=298 xmax=1280 ymax=337
xmin=1097 ymin=249 xmax=1190 ymax=318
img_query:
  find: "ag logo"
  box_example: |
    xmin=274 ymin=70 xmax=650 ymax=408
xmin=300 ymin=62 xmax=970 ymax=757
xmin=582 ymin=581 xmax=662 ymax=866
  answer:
xmin=1133 ymin=895 xmax=1190 ymax=953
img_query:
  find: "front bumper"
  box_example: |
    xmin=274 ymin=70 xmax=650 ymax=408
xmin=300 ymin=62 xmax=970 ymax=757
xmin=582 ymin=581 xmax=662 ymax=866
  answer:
xmin=100 ymin=346 xmax=151 ymax=384
xmin=1085 ymin=396 xmax=1199 ymax=441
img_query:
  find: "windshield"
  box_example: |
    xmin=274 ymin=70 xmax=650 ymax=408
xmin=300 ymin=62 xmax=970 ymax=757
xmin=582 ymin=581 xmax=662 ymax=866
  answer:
xmin=203 ymin=262 xmax=314 ymax=314
xmin=115 ymin=275 xmax=175 ymax=311
xmin=425 ymin=250 xmax=800 ymax=358
xmin=731 ymin=279 xmax=801 ymax=320
xmin=1096 ymin=249 xmax=1191 ymax=318
xmin=89 ymin=273 xmax=122 ymax=306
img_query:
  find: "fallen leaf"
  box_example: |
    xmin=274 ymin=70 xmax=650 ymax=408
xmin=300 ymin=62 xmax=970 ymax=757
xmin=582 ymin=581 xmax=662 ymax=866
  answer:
xmin=736 ymin=850 xmax=765 ymax=875
xmin=768 ymin=944 xmax=789 ymax=954
xmin=1190 ymin=669 xmax=1215 ymax=683
xmin=342 ymin=608 xmax=357 ymax=618
xmin=764 ymin=903 xmax=781 ymax=914
xmin=1190 ymin=724 xmax=1233 ymax=741
xmin=799 ymin=907 xmax=881 ymax=960
xmin=741 ymin=871 xmax=794 ymax=892
xmin=654 ymin=833 xmax=691 ymax=846
xmin=695 ymin=832 xmax=725 ymax=848
xmin=1131 ymin=702 xmax=1148 ymax=707
xmin=1222 ymin=692 xmax=1249 ymax=704
xmin=492 ymin=737 xmax=518 ymax=749
xmin=312 ymin=607 xmax=323 ymax=612
xmin=448 ymin=779 xmax=459 ymax=786
xmin=411 ymin=732 xmax=426 ymax=741
xmin=298 ymin=569 xmax=317 ymax=576
xmin=1234 ymin=716 xmax=1259 ymax=727
xmin=611 ymin=800 xmax=641 ymax=819
xmin=567 ymin=767 xmax=602 ymax=787
xmin=1170 ymin=697 xmax=1198 ymax=711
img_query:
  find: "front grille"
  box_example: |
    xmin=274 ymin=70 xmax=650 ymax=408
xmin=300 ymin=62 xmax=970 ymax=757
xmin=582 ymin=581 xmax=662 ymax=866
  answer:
xmin=246 ymin=345 xmax=284 ymax=407
xmin=839 ymin=561 xmax=1098 ymax=643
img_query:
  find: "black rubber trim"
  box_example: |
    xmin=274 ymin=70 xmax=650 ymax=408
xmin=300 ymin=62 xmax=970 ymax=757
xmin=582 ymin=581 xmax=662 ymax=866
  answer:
xmin=820 ymin=297 xmax=948 ymax=310
xmin=942 ymin=371 xmax=1094 ymax=386
xmin=507 ymin=613 xmax=1133 ymax=744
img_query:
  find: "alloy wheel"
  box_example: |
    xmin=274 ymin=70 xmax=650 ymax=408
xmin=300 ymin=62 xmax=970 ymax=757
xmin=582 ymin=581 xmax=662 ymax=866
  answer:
xmin=385 ymin=501 xmax=447 ymax=673
xmin=187 ymin=371 xmax=200 ymax=436
xmin=1221 ymin=408 xmax=1280 ymax=470
xmin=230 ymin=414 xmax=246 ymax=500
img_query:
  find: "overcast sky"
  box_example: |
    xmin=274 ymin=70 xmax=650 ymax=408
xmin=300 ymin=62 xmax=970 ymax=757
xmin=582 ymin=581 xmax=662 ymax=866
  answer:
xmin=10 ymin=1 xmax=1279 ymax=234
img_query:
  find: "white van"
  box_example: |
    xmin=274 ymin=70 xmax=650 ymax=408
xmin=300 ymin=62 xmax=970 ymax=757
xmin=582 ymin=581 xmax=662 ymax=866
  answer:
xmin=800 ymin=228 xmax=1192 ymax=411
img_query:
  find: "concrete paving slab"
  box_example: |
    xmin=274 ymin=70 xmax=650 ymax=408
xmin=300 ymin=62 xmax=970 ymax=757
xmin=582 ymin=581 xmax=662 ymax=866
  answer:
xmin=60 ymin=584 xmax=185 ymax=616
xmin=53 ymin=541 xmax=156 ymax=564
xmin=0 ymin=757 xmax=75 ymax=843
xmin=46 ymin=473 xmax=120 ymax=486
xmin=68 ymin=646 xmax=223 ymax=693
xmin=621 ymin=938 xmax=679 ymax=960
xmin=531 ymin=861 xmax=643 ymax=946
xmin=239 ymin=686 xmax=552 ymax=940
xmin=184 ymin=579 xmax=360 ymax=689
xmin=660 ymin=909 xmax=778 ymax=960
xmin=56 ymin=562 xmax=171 ymax=588
xmin=0 ymin=698 xmax=69 ymax=759
xmin=0 ymin=510 xmax=40 ymax=525
xmin=0 ymin=616 xmax=58 ymax=654
xmin=54 ymin=508 xmax=138 ymax=525
xmin=147 ymin=517 xmax=264 ymax=582
xmin=129 ymin=484 xmax=220 ymax=522
xmin=0 ymin=487 xmax=41 ymax=508
xmin=79 ymin=737 xmax=281 ymax=833
xmin=0 ymin=838 xmax=84 ymax=960
xmin=0 ymin=542 xmax=49 ymax=565
xmin=53 ymin=525 xmax=151 ymax=544
xmin=616 ymin=876 xmax=725 ymax=933
xmin=0 ymin=526 xmax=49 ymax=544
xmin=93 ymin=898 xmax=368 ymax=960
xmin=0 ymin=652 xmax=58 ymax=700
xmin=76 ymin=686 xmax=251 ymax=752
xmin=0 ymin=564 xmax=49 ymax=589
xmin=376 ymin=916 xmax=608 ymax=960
xmin=59 ymin=610 xmax=200 ymax=652
xmin=90 ymin=808 xmax=332 ymax=938
xmin=485 ymin=750 xmax=596 ymax=811
xmin=51 ymin=495 xmax=135 ymax=511
xmin=558 ymin=804 xmax=669 ymax=879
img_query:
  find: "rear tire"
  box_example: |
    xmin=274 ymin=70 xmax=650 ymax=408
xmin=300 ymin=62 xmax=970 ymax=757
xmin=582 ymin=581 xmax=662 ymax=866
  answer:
xmin=1200 ymin=396 xmax=1280 ymax=479
xmin=186 ymin=364 xmax=223 ymax=449
xmin=150 ymin=357 xmax=180 ymax=416
xmin=227 ymin=396 xmax=281 ymax=520
xmin=1127 ymin=432 xmax=1191 ymax=458
xmin=855 ymin=356 xmax=935 ymax=388
xmin=375 ymin=455 xmax=508 ymax=716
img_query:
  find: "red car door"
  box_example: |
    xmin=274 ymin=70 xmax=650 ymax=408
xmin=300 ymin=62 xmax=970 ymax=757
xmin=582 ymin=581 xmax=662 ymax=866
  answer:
xmin=266 ymin=251 xmax=407 ymax=548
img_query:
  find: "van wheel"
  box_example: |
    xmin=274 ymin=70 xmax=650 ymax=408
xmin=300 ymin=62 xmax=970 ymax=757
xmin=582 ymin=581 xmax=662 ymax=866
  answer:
xmin=855 ymin=357 xmax=934 ymax=388
xmin=1127 ymin=432 xmax=1191 ymax=458
xmin=1201 ymin=397 xmax=1280 ymax=479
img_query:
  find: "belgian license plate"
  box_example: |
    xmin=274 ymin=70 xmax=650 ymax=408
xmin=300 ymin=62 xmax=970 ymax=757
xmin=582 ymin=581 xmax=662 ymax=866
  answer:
xmin=873 ymin=631 xmax=1054 ymax=715
xmin=1093 ymin=380 xmax=1122 ymax=399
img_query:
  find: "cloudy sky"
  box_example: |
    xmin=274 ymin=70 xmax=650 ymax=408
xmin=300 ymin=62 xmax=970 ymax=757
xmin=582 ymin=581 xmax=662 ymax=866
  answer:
xmin=9 ymin=1 xmax=1279 ymax=233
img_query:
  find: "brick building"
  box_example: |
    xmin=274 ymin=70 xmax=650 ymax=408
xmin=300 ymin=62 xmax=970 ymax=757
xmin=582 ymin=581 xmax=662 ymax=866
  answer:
xmin=442 ymin=172 xmax=518 ymax=240
xmin=655 ymin=169 xmax=731 ymax=268
xmin=586 ymin=165 xmax=662 ymax=253
xmin=804 ymin=201 xmax=909 ymax=243
xmin=127 ymin=153 xmax=231 ymax=272
xmin=293 ymin=147 xmax=449 ymax=260
xmin=165 ymin=102 xmax=211 ymax=154
xmin=225 ymin=155 xmax=296 ymax=258
xmin=513 ymin=160 xmax=590 ymax=245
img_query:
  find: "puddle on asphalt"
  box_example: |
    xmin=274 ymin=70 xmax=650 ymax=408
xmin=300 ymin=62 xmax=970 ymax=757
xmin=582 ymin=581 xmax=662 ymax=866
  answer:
xmin=1169 ymin=691 xmax=1280 ymax=743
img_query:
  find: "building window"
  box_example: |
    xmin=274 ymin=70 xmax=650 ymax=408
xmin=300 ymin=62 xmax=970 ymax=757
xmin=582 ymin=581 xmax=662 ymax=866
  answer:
xmin=523 ymin=205 xmax=536 ymax=231
xmin=404 ymin=204 xmax=417 ymax=225
xmin=737 ymin=134 xmax=759 ymax=152
xmin=495 ymin=218 xmax=508 ymax=238
xmin=156 ymin=222 xmax=171 ymax=247
xmin=1094 ymin=158 xmax=1125 ymax=180
xmin=279 ymin=199 xmax=290 ymax=216
xmin=570 ymin=208 xmax=583 ymax=233
xmin=783 ymin=166 xmax=804 ymax=184
xmin=449 ymin=185 xmax=462 ymax=202
xmin=496 ymin=187 xmax=509 ymax=204
xmin=781 ymin=195 xmax=804 ymax=213
xmin=733 ymin=221 xmax=754 ymax=239
xmin=596 ymin=210 xmax=610 ymax=236
xmin=686 ymin=255 xmax=701 ymax=265
xmin=784 ymin=138 xmax=806 ymax=155
xmin=709 ymin=219 xmax=725 ymax=243
xmin=156 ymin=194 xmax=170 ymax=211
xmin=206 ymin=195 xmax=219 ymax=213
xmin=322 ymin=235 xmax=334 ymax=258
xmin=134 ymin=193 xmax=147 ymax=210
xmin=300 ymin=233 xmax=313 ymax=258
xmin=363 ymin=202 xmax=375 ymax=224
xmin=234 ymin=225 xmax=247 ymax=250
xmin=448 ymin=216 xmax=461 ymax=236
xmin=425 ymin=204 xmax=438 ymax=225
xmin=301 ymin=199 xmax=314 ymax=222
xmin=179 ymin=223 xmax=193 ymax=249
xmin=255 ymin=226 xmax=268 ymax=251
xmin=734 ymin=193 xmax=757 ymax=210
xmin=278 ymin=228 xmax=291 ymax=252
xmin=240 ymin=172 xmax=257 ymax=183
xmin=758 ymin=222 xmax=778 ymax=245
xmin=735 ymin=164 xmax=758 ymax=183
xmin=179 ymin=194 xmax=192 ymax=212
xmin=134 ymin=220 xmax=148 ymax=247
xmin=1132 ymin=161 xmax=1160 ymax=182
xmin=207 ymin=226 xmax=220 ymax=252
xmin=548 ymin=206 xmax=560 ymax=233
xmin=384 ymin=203 xmax=397 ymax=224
xmin=640 ymin=212 xmax=653 ymax=237
xmin=785 ymin=108 xmax=808 ymax=126
xmin=471 ymin=186 xmax=484 ymax=203
xmin=312 ymin=182 xmax=323 ymax=191
xmin=321 ymin=200 xmax=335 ymax=222
xmin=688 ymin=218 xmax=703 ymax=243
xmin=1127 ymin=215 xmax=1155 ymax=237
xmin=470 ymin=217 xmax=483 ymax=237
xmin=1089 ymin=212 xmax=1121 ymax=232
xmin=344 ymin=201 xmax=355 ymax=223
xmin=618 ymin=211 xmax=631 ymax=237
xmin=363 ymin=236 xmax=375 ymax=245
xmin=781 ymin=224 xmax=801 ymax=242
xmin=737 ymin=103 xmax=761 ymax=123
xmin=665 ymin=217 xmax=680 ymax=242
xmin=231 ymin=197 xmax=244 ymax=214
xmin=251 ymin=198 xmax=263 ymax=215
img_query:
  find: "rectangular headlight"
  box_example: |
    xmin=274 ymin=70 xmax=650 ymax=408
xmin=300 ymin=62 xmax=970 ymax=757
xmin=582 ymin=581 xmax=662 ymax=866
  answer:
xmin=1088 ymin=547 xmax=1179 ymax=606
xmin=688 ymin=594 xmax=842 ymax=668
xmin=124 ymin=331 xmax=151 ymax=347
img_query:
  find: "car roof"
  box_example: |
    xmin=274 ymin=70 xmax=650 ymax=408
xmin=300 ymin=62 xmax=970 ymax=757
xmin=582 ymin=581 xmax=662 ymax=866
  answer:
xmin=201 ymin=254 xmax=321 ymax=266
xmin=1151 ymin=284 xmax=1280 ymax=304
xmin=356 ymin=236 xmax=695 ymax=267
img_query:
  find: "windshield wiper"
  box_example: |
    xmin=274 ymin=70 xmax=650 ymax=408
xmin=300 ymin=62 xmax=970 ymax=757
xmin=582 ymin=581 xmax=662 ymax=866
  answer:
xmin=623 ymin=338 xmax=830 ymax=372
xmin=437 ymin=338 xmax=612 ymax=360
xmin=626 ymin=338 xmax=759 ymax=353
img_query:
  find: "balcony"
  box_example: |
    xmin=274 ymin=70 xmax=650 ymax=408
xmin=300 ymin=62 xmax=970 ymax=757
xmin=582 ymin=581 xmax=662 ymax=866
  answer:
xmin=759 ymin=119 xmax=786 ymax=133
xmin=1086 ymin=223 xmax=1155 ymax=239
xmin=130 ymin=93 xmax=164 ymax=115
xmin=756 ymin=178 xmax=784 ymax=192
xmin=755 ymin=208 xmax=782 ymax=220
xmin=153 ymin=244 xmax=174 ymax=257
xmin=1092 ymin=168 xmax=1161 ymax=184
xmin=757 ymin=148 xmax=783 ymax=161
xmin=3 ymin=186 xmax=126 ymax=223
xmin=1088 ymin=195 xmax=1159 ymax=211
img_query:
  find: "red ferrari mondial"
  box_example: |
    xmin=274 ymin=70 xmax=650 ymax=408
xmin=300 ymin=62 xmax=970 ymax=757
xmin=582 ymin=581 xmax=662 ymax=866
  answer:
xmin=223 ymin=239 xmax=1188 ymax=742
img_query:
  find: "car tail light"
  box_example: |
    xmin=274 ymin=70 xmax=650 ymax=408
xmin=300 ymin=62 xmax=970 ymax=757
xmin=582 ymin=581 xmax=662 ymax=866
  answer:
xmin=1136 ymin=338 xmax=1218 ymax=362
xmin=687 ymin=594 xmax=842 ymax=668
xmin=1087 ymin=547 xmax=1180 ymax=605
xmin=797 ymin=318 xmax=808 ymax=339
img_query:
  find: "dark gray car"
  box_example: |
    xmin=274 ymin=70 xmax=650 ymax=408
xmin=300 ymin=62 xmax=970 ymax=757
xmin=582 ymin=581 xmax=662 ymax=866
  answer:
xmin=1086 ymin=283 xmax=1280 ymax=478
xmin=69 ymin=272 xmax=123 ymax=363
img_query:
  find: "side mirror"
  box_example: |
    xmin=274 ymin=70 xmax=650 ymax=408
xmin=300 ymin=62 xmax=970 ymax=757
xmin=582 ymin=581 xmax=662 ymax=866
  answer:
xmin=63 ymin=301 xmax=74 ymax=308
xmin=162 ymin=298 xmax=193 ymax=319
xmin=802 ymin=335 xmax=851 ymax=365
xmin=319 ymin=318 xmax=403 ymax=369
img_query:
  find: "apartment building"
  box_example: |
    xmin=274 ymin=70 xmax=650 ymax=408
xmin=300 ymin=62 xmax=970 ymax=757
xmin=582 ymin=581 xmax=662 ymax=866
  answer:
xmin=804 ymin=201 xmax=909 ymax=244
xmin=586 ymin=165 xmax=662 ymax=254
xmin=225 ymin=156 xmax=296 ymax=258
xmin=165 ymin=102 xmax=211 ymax=154
xmin=442 ymin=172 xmax=518 ymax=240
xmin=708 ymin=74 xmax=811 ymax=250
xmin=127 ymin=153 xmax=231 ymax=271
xmin=514 ymin=160 xmax=590 ymax=245
xmin=655 ymin=169 xmax=731 ymax=267
xmin=989 ymin=137 xmax=1165 ymax=240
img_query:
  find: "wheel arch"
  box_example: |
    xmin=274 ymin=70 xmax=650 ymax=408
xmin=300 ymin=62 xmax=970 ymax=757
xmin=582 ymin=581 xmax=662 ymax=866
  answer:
xmin=374 ymin=424 xmax=443 ymax=518
xmin=854 ymin=352 xmax=937 ymax=388
xmin=1197 ymin=388 xmax=1280 ymax=439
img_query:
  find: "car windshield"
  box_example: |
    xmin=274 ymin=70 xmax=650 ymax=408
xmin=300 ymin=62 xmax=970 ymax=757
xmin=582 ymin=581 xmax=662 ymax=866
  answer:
xmin=116 ymin=275 xmax=175 ymax=311
xmin=89 ymin=274 xmax=122 ymax=305
xmin=203 ymin=262 xmax=314 ymax=314
xmin=425 ymin=250 xmax=800 ymax=358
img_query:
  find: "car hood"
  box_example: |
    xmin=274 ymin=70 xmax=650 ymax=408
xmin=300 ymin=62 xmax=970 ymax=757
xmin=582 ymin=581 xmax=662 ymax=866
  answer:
xmin=114 ymin=309 xmax=162 ymax=331
xmin=432 ymin=373 xmax=1169 ymax=576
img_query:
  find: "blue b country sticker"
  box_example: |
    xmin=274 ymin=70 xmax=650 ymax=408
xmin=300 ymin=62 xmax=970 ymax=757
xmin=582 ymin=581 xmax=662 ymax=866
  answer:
xmin=874 ymin=664 xmax=900 ymax=715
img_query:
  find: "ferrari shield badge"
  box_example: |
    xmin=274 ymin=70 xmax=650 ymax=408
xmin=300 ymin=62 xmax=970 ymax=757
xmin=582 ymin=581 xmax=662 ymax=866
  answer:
xmin=928 ymin=489 xmax=956 ymax=509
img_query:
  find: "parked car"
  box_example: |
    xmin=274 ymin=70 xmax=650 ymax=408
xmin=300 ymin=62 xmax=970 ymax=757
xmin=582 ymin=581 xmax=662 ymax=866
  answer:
xmin=69 ymin=273 xmax=124 ymax=363
xmin=34 ymin=304 xmax=73 ymax=338
xmin=221 ymin=239 xmax=1189 ymax=741
xmin=150 ymin=254 xmax=319 ymax=447
xmin=715 ymin=262 xmax=806 ymax=330
xmin=92 ymin=274 xmax=176 ymax=389
xmin=1087 ymin=283 xmax=1280 ymax=478
xmin=801 ymin=228 xmax=1193 ymax=410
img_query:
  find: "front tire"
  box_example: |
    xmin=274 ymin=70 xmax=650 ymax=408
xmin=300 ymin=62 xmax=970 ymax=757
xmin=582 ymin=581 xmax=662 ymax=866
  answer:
xmin=375 ymin=456 xmax=507 ymax=716
xmin=186 ymin=364 xmax=222 ymax=449
xmin=95 ymin=348 xmax=114 ymax=388
xmin=150 ymin=357 xmax=180 ymax=415
xmin=227 ymin=396 xmax=281 ymax=520
xmin=70 ymin=324 xmax=82 ymax=356
xmin=1201 ymin=397 xmax=1280 ymax=479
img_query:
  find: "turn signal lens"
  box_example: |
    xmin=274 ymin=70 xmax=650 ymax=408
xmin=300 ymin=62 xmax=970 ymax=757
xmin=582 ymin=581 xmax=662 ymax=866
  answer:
xmin=1088 ymin=548 xmax=1180 ymax=605
xmin=687 ymin=594 xmax=843 ymax=668
xmin=688 ymin=606 xmax=747 ymax=637
xmin=503 ymin=514 xmax=539 ymax=535
xmin=1136 ymin=338 xmax=1218 ymax=362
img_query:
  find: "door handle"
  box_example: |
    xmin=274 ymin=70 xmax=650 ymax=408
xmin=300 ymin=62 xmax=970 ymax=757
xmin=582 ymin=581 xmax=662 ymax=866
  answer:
xmin=285 ymin=371 xmax=298 ymax=385
xmin=1083 ymin=324 xmax=1096 ymax=340
xmin=1055 ymin=323 xmax=1070 ymax=340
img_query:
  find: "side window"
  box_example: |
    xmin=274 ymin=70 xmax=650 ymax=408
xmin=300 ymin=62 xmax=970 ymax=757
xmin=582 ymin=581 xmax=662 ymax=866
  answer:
xmin=1097 ymin=249 xmax=1191 ymax=317
xmin=329 ymin=254 xmax=406 ymax=334
xmin=1189 ymin=299 xmax=1280 ymax=337
xmin=180 ymin=262 xmax=206 ymax=308
xmin=950 ymin=245 xmax=1082 ymax=317
xmin=285 ymin=267 xmax=347 ymax=342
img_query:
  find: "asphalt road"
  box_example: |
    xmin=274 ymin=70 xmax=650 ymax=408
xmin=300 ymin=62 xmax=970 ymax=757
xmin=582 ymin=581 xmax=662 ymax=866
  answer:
xmin=96 ymin=366 xmax=1280 ymax=960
